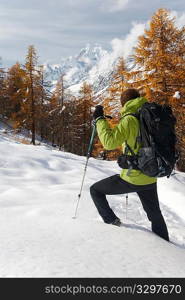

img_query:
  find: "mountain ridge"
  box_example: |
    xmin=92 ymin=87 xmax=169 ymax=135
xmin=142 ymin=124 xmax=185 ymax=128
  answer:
xmin=43 ymin=43 xmax=118 ymax=96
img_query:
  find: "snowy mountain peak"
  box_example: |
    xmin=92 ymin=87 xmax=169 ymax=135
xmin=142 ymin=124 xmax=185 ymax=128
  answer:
xmin=76 ymin=43 xmax=108 ymax=62
xmin=44 ymin=44 xmax=111 ymax=94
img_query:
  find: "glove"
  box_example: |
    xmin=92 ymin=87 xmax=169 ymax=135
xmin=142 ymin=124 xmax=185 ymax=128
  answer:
xmin=93 ymin=105 xmax=104 ymax=120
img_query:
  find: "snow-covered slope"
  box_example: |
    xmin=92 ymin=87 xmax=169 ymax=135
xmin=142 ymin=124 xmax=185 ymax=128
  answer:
xmin=0 ymin=131 xmax=185 ymax=277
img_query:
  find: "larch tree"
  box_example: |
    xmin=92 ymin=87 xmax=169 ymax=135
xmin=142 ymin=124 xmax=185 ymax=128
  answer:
xmin=97 ymin=58 xmax=129 ymax=160
xmin=62 ymin=94 xmax=78 ymax=154
xmin=170 ymin=92 xmax=185 ymax=171
xmin=0 ymin=66 xmax=9 ymax=118
xmin=77 ymin=82 xmax=94 ymax=156
xmin=55 ymin=74 xmax=65 ymax=150
xmin=5 ymin=63 xmax=27 ymax=126
xmin=111 ymin=57 xmax=130 ymax=94
xmin=130 ymin=8 xmax=185 ymax=104
xmin=36 ymin=65 xmax=51 ymax=141
xmin=106 ymin=57 xmax=129 ymax=117
xmin=129 ymin=8 xmax=185 ymax=170
xmin=47 ymin=74 xmax=66 ymax=150
xmin=24 ymin=45 xmax=39 ymax=145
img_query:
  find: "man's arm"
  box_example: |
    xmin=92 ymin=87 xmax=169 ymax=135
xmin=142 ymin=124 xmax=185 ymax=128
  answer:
xmin=96 ymin=118 xmax=129 ymax=150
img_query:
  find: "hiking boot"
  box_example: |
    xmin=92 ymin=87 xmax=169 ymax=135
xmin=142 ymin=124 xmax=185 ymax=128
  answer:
xmin=111 ymin=218 xmax=121 ymax=227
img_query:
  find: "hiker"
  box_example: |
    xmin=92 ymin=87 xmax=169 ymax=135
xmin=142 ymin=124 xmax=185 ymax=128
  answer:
xmin=90 ymin=88 xmax=169 ymax=241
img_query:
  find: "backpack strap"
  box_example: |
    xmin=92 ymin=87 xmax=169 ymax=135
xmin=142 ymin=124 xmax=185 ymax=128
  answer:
xmin=124 ymin=141 xmax=140 ymax=176
xmin=125 ymin=141 xmax=136 ymax=156
xmin=121 ymin=113 xmax=141 ymax=175
xmin=122 ymin=113 xmax=141 ymax=150
xmin=121 ymin=113 xmax=139 ymax=120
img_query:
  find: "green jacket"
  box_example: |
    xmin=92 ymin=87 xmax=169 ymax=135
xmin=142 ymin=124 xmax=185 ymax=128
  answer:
xmin=96 ymin=97 xmax=157 ymax=185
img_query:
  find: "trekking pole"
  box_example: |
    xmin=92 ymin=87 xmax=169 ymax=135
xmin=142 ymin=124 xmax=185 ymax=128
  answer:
xmin=125 ymin=194 xmax=128 ymax=220
xmin=72 ymin=124 xmax=97 ymax=219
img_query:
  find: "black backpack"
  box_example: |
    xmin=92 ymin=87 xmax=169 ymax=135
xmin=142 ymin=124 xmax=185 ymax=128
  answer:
xmin=117 ymin=102 xmax=178 ymax=178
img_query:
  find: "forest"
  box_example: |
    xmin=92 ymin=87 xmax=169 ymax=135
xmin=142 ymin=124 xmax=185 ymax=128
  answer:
xmin=0 ymin=8 xmax=184 ymax=171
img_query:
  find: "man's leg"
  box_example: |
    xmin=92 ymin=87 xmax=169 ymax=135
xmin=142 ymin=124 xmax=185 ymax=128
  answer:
xmin=137 ymin=184 xmax=169 ymax=241
xmin=90 ymin=175 xmax=133 ymax=224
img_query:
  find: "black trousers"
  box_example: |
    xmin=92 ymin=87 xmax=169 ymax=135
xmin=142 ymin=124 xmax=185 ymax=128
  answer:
xmin=90 ymin=174 xmax=169 ymax=241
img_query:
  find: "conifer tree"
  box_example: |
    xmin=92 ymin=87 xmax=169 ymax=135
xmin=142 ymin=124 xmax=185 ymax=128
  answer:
xmin=0 ymin=66 xmax=9 ymax=118
xmin=130 ymin=8 xmax=185 ymax=170
xmin=106 ymin=57 xmax=129 ymax=117
xmin=97 ymin=58 xmax=129 ymax=159
xmin=130 ymin=8 xmax=185 ymax=104
xmin=36 ymin=65 xmax=51 ymax=141
xmin=77 ymin=82 xmax=94 ymax=156
xmin=55 ymin=74 xmax=65 ymax=150
xmin=170 ymin=92 xmax=185 ymax=171
xmin=111 ymin=57 xmax=130 ymax=94
xmin=46 ymin=93 xmax=59 ymax=146
xmin=24 ymin=45 xmax=39 ymax=145
xmin=46 ymin=74 xmax=66 ymax=149
xmin=62 ymin=95 xmax=78 ymax=153
xmin=5 ymin=63 xmax=27 ymax=124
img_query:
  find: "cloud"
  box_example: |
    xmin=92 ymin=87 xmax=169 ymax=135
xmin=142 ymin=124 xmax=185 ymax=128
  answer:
xmin=1 ymin=0 xmax=185 ymax=67
xmin=170 ymin=10 xmax=185 ymax=28
xmin=177 ymin=13 xmax=185 ymax=27
xmin=110 ymin=22 xmax=145 ymax=59
xmin=66 ymin=0 xmax=130 ymax=12
xmin=104 ymin=0 xmax=130 ymax=13
xmin=89 ymin=21 xmax=145 ymax=80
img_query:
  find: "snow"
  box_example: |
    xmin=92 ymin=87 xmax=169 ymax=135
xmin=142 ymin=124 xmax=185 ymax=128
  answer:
xmin=0 ymin=128 xmax=185 ymax=277
xmin=41 ymin=13 xmax=185 ymax=99
xmin=68 ymin=82 xmax=84 ymax=94
xmin=44 ymin=44 xmax=109 ymax=95
xmin=173 ymin=91 xmax=181 ymax=99
xmin=43 ymin=27 xmax=145 ymax=97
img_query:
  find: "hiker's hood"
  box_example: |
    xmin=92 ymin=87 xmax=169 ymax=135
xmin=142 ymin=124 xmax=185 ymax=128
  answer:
xmin=120 ymin=97 xmax=147 ymax=116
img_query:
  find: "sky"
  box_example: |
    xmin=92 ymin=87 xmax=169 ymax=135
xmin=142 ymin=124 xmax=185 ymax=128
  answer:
xmin=0 ymin=0 xmax=185 ymax=67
